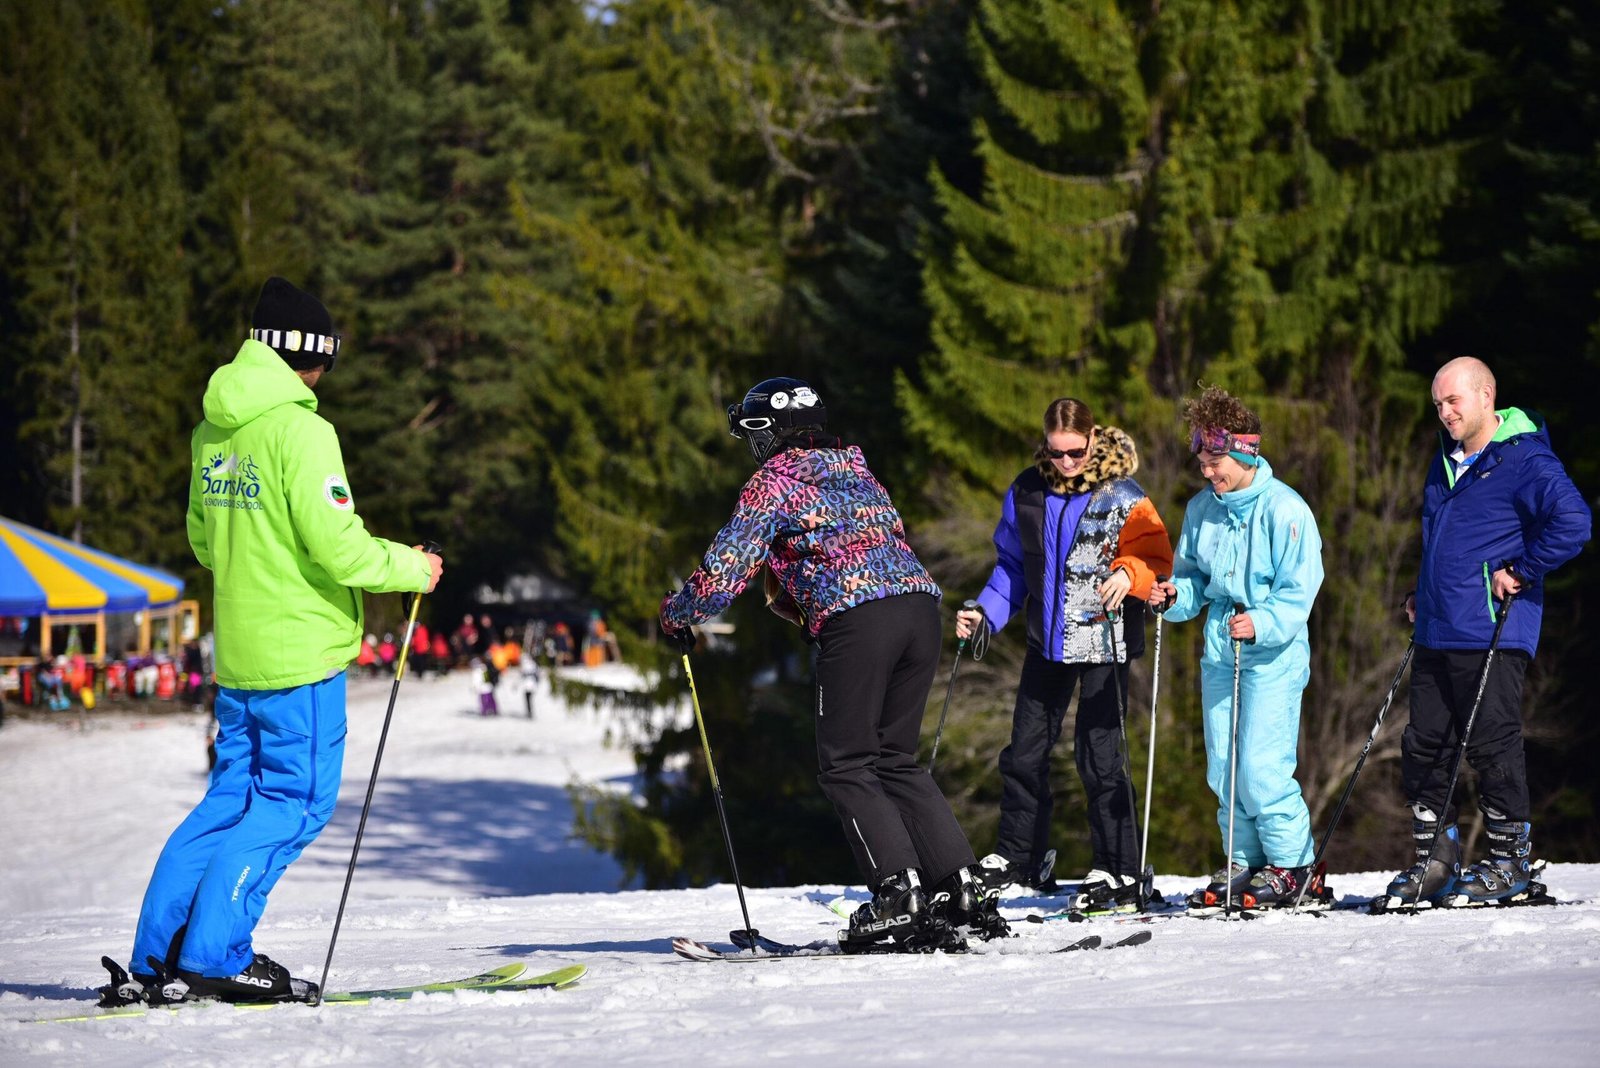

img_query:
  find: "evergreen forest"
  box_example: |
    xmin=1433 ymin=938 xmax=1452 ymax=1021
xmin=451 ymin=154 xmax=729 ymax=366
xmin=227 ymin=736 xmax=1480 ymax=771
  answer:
xmin=3 ymin=0 xmax=1597 ymax=885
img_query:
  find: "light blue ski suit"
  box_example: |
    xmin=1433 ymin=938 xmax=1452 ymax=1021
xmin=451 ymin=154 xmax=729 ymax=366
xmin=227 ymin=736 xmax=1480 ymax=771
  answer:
xmin=1164 ymin=458 xmax=1323 ymax=867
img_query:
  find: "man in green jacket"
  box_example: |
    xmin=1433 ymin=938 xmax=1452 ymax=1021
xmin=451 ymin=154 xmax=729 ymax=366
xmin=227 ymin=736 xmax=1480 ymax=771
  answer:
xmin=104 ymin=278 xmax=442 ymax=1006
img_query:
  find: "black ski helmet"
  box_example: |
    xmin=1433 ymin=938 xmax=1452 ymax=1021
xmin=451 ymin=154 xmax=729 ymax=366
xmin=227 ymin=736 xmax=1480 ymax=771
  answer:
xmin=727 ymin=377 xmax=827 ymax=462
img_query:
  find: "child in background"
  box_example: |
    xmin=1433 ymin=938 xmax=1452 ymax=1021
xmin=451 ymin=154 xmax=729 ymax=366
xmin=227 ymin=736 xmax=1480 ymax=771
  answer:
xmin=470 ymin=657 xmax=499 ymax=716
xmin=518 ymin=653 xmax=540 ymax=719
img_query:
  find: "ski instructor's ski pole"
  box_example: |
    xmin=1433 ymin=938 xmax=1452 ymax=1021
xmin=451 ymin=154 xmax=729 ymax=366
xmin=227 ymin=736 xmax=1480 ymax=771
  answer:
xmin=314 ymin=540 xmax=442 ymax=1006
xmin=1290 ymin=638 xmax=1416 ymax=912
xmin=682 ymin=652 xmax=759 ymax=947
xmin=1407 ymin=591 xmax=1516 ymax=914
xmin=930 ymin=600 xmax=986 ymax=773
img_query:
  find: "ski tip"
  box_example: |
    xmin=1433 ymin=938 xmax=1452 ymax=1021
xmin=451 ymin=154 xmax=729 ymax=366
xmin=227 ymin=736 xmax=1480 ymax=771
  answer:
xmin=1055 ymin=934 xmax=1104 ymax=953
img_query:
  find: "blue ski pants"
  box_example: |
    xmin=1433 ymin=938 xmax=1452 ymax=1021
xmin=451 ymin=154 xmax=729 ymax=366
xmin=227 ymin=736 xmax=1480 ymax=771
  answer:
xmin=1200 ymin=644 xmax=1315 ymax=868
xmin=130 ymin=672 xmax=346 ymax=977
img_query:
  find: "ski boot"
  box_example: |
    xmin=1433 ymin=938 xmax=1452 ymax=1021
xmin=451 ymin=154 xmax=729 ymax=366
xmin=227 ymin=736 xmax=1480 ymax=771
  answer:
xmin=1371 ymin=807 xmax=1461 ymax=913
xmin=96 ymin=957 xmax=160 ymax=1008
xmin=1239 ymin=863 xmax=1330 ymax=910
xmin=175 ymin=953 xmax=319 ymax=1003
xmin=840 ymin=869 xmax=966 ymax=954
xmin=1068 ymin=869 xmax=1141 ymax=913
xmin=929 ymin=865 xmax=1010 ymax=941
xmin=1186 ymin=862 xmax=1259 ymax=912
xmin=1446 ymin=818 xmax=1536 ymax=907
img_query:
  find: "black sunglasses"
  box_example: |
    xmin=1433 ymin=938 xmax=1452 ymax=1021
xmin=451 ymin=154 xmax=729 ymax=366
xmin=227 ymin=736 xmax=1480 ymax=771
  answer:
xmin=1042 ymin=445 xmax=1089 ymax=460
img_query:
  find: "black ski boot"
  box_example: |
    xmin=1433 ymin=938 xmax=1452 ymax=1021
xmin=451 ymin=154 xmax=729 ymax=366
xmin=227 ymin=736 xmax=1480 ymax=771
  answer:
xmin=929 ymin=866 xmax=1010 ymax=941
xmin=840 ymin=869 xmax=965 ymax=953
xmin=1069 ymin=869 xmax=1141 ymax=912
xmin=1187 ymin=862 xmax=1258 ymax=910
xmin=1448 ymin=818 xmax=1535 ymax=906
xmin=972 ymin=850 xmax=1056 ymax=896
xmin=175 ymin=953 xmax=319 ymax=1003
xmin=1373 ymin=807 xmax=1461 ymax=912
xmin=971 ymin=853 xmax=1021 ymax=896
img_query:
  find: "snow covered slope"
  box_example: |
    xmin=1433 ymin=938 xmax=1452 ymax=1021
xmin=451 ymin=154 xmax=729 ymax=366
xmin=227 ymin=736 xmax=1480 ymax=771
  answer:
xmin=2 ymin=666 xmax=1597 ymax=1066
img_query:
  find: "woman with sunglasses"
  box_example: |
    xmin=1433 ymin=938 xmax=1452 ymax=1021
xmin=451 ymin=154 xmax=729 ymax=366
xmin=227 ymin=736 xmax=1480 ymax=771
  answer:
xmin=955 ymin=397 xmax=1172 ymax=910
xmin=660 ymin=377 xmax=1006 ymax=953
xmin=1147 ymin=386 xmax=1326 ymax=911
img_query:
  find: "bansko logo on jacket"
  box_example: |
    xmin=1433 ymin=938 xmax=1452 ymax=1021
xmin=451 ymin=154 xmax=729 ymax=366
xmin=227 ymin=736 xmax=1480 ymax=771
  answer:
xmin=200 ymin=452 xmax=265 ymax=511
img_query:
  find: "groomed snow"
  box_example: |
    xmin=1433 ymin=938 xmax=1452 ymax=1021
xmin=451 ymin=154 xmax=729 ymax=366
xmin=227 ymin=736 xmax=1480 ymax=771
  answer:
xmin=3 ymin=664 xmax=1598 ymax=1066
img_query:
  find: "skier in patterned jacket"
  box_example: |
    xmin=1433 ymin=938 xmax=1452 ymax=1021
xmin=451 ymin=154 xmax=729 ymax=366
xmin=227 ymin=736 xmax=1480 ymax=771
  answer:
xmin=661 ymin=377 xmax=1004 ymax=951
xmin=955 ymin=397 xmax=1172 ymax=907
xmin=1148 ymin=386 xmax=1327 ymax=911
xmin=101 ymin=278 xmax=442 ymax=1007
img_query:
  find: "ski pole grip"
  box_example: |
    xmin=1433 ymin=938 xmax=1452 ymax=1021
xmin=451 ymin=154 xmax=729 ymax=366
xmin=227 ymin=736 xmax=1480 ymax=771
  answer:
xmin=421 ymin=540 xmax=444 ymax=557
xmin=1232 ymin=602 xmax=1254 ymax=644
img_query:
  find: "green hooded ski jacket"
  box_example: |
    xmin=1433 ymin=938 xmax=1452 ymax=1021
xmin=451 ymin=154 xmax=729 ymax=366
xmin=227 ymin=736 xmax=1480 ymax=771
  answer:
xmin=187 ymin=339 xmax=430 ymax=689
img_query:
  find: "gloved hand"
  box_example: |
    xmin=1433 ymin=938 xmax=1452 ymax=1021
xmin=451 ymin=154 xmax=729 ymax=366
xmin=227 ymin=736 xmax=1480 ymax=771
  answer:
xmin=663 ymin=623 xmax=697 ymax=655
xmin=660 ymin=591 xmax=697 ymax=654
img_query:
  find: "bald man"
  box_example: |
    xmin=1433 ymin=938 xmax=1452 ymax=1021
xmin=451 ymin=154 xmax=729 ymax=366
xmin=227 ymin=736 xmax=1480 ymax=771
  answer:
xmin=1382 ymin=357 xmax=1589 ymax=909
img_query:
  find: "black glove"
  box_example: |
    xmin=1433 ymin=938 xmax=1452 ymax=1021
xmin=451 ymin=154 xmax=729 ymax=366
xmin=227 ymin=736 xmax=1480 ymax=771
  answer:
xmin=659 ymin=590 xmax=698 ymax=654
xmin=664 ymin=623 xmax=696 ymax=655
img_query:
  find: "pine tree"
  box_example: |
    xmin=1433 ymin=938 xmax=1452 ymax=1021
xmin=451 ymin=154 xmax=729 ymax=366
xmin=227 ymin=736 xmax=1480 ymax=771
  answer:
xmin=501 ymin=0 xmax=787 ymax=625
xmin=0 ymin=1 xmax=195 ymax=566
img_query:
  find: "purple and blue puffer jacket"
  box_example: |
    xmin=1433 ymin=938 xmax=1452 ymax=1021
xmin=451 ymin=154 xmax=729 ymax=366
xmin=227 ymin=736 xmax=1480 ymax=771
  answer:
xmin=661 ymin=444 xmax=941 ymax=639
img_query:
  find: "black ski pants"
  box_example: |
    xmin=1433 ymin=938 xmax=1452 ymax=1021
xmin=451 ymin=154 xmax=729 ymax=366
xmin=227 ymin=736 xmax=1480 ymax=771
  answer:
xmin=1402 ymin=644 xmax=1532 ymax=823
xmin=995 ymin=650 xmax=1137 ymax=877
xmin=814 ymin=593 xmax=976 ymax=888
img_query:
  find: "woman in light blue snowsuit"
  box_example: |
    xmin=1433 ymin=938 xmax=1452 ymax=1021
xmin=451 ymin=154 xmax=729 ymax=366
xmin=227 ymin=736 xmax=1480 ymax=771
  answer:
xmin=1149 ymin=387 xmax=1326 ymax=910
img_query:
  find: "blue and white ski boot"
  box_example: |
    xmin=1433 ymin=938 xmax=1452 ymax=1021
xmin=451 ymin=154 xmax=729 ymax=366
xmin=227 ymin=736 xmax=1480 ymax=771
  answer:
xmin=1446 ymin=818 xmax=1537 ymax=907
xmin=1372 ymin=807 xmax=1461 ymax=912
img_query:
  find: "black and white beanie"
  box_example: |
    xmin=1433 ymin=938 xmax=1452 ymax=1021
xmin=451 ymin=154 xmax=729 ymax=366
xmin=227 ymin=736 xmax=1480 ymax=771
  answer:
xmin=249 ymin=276 xmax=340 ymax=371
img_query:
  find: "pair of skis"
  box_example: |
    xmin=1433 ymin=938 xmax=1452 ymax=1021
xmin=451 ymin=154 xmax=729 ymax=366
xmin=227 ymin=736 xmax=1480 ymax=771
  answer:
xmin=671 ymin=928 xmax=1153 ymax=961
xmin=44 ymin=960 xmax=585 ymax=1024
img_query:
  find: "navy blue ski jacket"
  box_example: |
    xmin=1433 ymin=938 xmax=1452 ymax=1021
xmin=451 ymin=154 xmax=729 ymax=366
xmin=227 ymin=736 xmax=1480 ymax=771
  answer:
xmin=1414 ymin=408 xmax=1590 ymax=656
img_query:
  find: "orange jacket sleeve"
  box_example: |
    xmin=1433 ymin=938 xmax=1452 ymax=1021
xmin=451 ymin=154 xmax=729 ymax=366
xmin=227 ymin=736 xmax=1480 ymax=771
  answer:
xmin=1113 ymin=496 xmax=1174 ymax=598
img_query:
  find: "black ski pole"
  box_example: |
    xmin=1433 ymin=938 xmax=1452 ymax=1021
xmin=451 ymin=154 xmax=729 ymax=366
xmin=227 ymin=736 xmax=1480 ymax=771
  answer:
xmin=1406 ymin=592 xmax=1516 ymax=913
xmin=1137 ymin=575 xmax=1170 ymax=911
xmin=930 ymin=600 xmax=985 ymax=773
xmin=682 ymin=652 xmax=759 ymax=947
xmin=1092 ymin=595 xmax=1143 ymax=911
xmin=314 ymin=541 xmax=441 ymax=1005
xmin=1290 ymin=638 xmax=1415 ymax=912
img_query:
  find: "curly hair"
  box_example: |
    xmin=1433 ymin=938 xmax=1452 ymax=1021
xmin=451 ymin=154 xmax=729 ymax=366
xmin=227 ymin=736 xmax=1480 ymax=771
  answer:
xmin=1183 ymin=385 xmax=1260 ymax=436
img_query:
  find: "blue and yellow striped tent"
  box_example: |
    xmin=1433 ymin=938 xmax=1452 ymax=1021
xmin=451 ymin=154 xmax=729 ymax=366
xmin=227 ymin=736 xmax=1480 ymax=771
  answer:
xmin=0 ymin=517 xmax=187 ymax=663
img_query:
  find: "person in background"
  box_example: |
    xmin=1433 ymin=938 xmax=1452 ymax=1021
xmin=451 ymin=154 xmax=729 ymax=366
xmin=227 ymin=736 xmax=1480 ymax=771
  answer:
xmin=470 ymin=656 xmax=500 ymax=716
xmin=104 ymin=276 xmax=441 ymax=1008
xmin=430 ymin=630 xmax=451 ymax=674
xmin=410 ymin=621 xmax=432 ymax=679
xmin=356 ymin=634 xmax=380 ymax=678
xmin=550 ymin=622 xmax=576 ymax=666
xmin=518 ymin=651 xmax=540 ymax=719
xmin=956 ymin=397 xmax=1172 ymax=908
